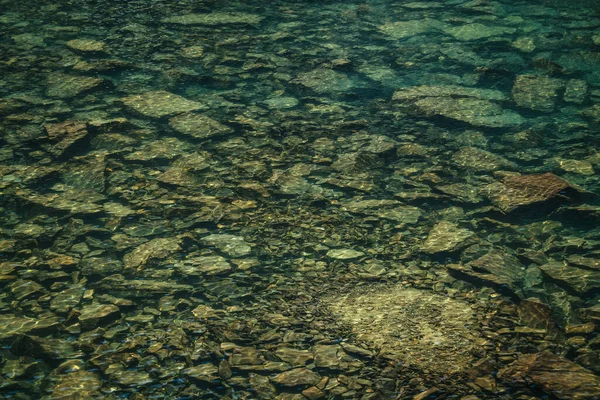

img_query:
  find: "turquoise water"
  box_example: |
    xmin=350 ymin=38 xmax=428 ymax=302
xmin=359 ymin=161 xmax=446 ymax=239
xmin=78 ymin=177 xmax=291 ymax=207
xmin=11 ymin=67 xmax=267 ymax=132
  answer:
xmin=2 ymin=0 xmax=600 ymax=398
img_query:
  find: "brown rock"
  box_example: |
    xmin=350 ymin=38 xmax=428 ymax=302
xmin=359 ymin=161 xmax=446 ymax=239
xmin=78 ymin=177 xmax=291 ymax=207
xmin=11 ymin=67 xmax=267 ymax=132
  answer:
xmin=498 ymin=351 xmax=600 ymax=400
xmin=485 ymin=173 xmax=580 ymax=213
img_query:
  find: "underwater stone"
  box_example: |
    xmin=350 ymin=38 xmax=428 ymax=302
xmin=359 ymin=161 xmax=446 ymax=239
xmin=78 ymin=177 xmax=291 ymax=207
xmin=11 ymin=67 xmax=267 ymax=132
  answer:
xmin=452 ymin=147 xmax=516 ymax=172
xmin=485 ymin=173 xmax=580 ymax=213
xmin=421 ymin=221 xmax=475 ymax=254
xmin=539 ymin=261 xmax=600 ymax=295
xmin=201 ymin=234 xmax=251 ymax=257
xmin=175 ymin=255 xmax=232 ymax=276
xmin=294 ymin=69 xmax=355 ymax=93
xmin=124 ymin=137 xmax=194 ymax=161
xmin=564 ymin=79 xmax=588 ymax=104
xmin=271 ymin=368 xmax=321 ymax=387
xmin=448 ymin=250 xmax=526 ymax=296
xmin=325 ymin=286 xmax=478 ymax=374
xmin=275 ymin=348 xmax=314 ymax=366
xmin=379 ymin=20 xmax=443 ymax=39
xmin=66 ymin=39 xmax=107 ymax=53
xmin=326 ymin=248 xmax=364 ymax=260
xmin=162 ymin=12 xmax=264 ymax=25
xmin=78 ymin=303 xmax=120 ymax=329
xmin=443 ymin=23 xmax=516 ymax=41
xmin=49 ymin=371 xmax=102 ymax=398
xmin=512 ymin=75 xmax=563 ymax=112
xmin=123 ymin=237 xmax=182 ymax=269
xmin=0 ymin=315 xmax=38 ymax=339
xmin=46 ymin=73 xmax=103 ymax=98
xmin=183 ymin=364 xmax=219 ymax=382
xmin=50 ymin=284 xmax=85 ymax=314
xmin=121 ymin=91 xmax=206 ymax=118
xmin=498 ymin=351 xmax=600 ymax=400
xmin=169 ymin=113 xmax=233 ymax=139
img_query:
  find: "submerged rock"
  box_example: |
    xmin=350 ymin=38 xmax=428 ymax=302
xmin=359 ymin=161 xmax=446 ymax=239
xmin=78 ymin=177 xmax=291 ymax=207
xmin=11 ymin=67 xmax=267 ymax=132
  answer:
xmin=49 ymin=371 xmax=102 ymax=398
xmin=452 ymin=147 xmax=516 ymax=172
xmin=123 ymin=237 xmax=182 ymax=269
xmin=539 ymin=261 xmax=600 ymax=295
xmin=498 ymin=351 xmax=600 ymax=400
xmin=78 ymin=303 xmax=120 ymax=329
xmin=121 ymin=91 xmax=206 ymax=118
xmin=169 ymin=113 xmax=233 ymax=139
xmin=379 ymin=20 xmax=443 ymax=39
xmin=162 ymin=12 xmax=264 ymax=25
xmin=443 ymin=23 xmax=516 ymax=41
xmin=485 ymin=173 xmax=580 ymax=213
xmin=393 ymin=85 xmax=523 ymax=127
xmin=66 ymin=39 xmax=107 ymax=53
xmin=448 ymin=250 xmax=526 ymax=296
xmin=46 ymin=73 xmax=103 ymax=98
xmin=294 ymin=69 xmax=355 ymax=93
xmin=271 ymin=368 xmax=321 ymax=387
xmin=421 ymin=221 xmax=475 ymax=254
xmin=326 ymin=286 xmax=479 ymax=374
xmin=512 ymin=75 xmax=563 ymax=112
xmin=201 ymin=234 xmax=251 ymax=257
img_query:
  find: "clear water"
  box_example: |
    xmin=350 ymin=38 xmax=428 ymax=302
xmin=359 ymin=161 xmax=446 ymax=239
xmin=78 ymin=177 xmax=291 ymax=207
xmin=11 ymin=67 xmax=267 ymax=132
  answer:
xmin=1 ymin=0 xmax=600 ymax=398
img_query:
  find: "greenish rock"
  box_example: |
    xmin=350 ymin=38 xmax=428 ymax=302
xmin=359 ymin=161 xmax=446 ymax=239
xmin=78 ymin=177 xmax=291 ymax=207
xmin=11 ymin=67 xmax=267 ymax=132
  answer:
xmin=175 ymin=255 xmax=232 ymax=276
xmin=376 ymin=206 xmax=422 ymax=224
xmin=16 ymin=188 xmax=105 ymax=215
xmin=540 ymin=261 xmax=600 ymax=295
xmin=169 ymin=113 xmax=233 ymax=139
xmin=78 ymin=303 xmax=120 ymax=329
xmin=326 ymin=286 xmax=478 ymax=374
xmin=156 ymin=167 xmax=198 ymax=187
xmin=294 ymin=69 xmax=355 ymax=93
xmin=0 ymin=316 xmax=39 ymax=339
xmin=393 ymin=85 xmax=523 ymax=127
xmin=112 ymin=369 xmax=153 ymax=386
xmin=263 ymin=96 xmax=299 ymax=109
xmin=121 ymin=91 xmax=207 ymax=118
xmin=66 ymin=39 xmax=107 ymax=53
xmin=49 ymin=371 xmax=102 ymax=399
xmin=275 ymin=348 xmax=314 ymax=366
xmin=10 ymin=279 xmax=44 ymax=300
xmin=393 ymin=85 xmax=507 ymax=102
xmin=498 ymin=351 xmax=600 ymax=400
xmin=271 ymin=368 xmax=321 ymax=387
xmin=46 ymin=73 xmax=103 ymax=98
xmin=326 ymin=248 xmax=364 ymax=260
xmin=162 ymin=12 xmax=264 ymax=25
xmin=123 ymin=237 xmax=182 ymax=269
xmin=50 ymin=285 xmax=85 ymax=314
xmin=412 ymin=96 xmax=524 ymax=127
xmin=443 ymin=23 xmax=516 ymax=41
xmin=448 ymin=250 xmax=526 ymax=295
xmin=201 ymin=234 xmax=251 ymax=257
xmin=11 ymin=335 xmax=81 ymax=360
xmin=379 ymin=20 xmax=443 ymax=39
xmin=124 ymin=137 xmax=194 ymax=162
xmin=452 ymin=147 xmax=516 ymax=172
xmin=512 ymin=75 xmax=563 ymax=112
xmin=564 ymin=79 xmax=588 ymax=104
xmin=313 ymin=345 xmax=341 ymax=369
xmin=184 ymin=364 xmax=219 ymax=382
xmin=94 ymin=275 xmax=193 ymax=294
xmin=435 ymin=183 xmax=483 ymax=203
xmin=230 ymin=347 xmax=264 ymax=366
xmin=421 ymin=221 xmax=475 ymax=254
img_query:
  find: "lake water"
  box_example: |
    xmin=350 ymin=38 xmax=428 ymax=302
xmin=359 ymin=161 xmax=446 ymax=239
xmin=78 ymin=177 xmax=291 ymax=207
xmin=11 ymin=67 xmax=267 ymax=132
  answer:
xmin=1 ymin=0 xmax=600 ymax=399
